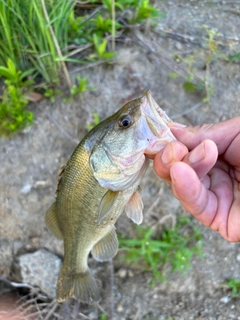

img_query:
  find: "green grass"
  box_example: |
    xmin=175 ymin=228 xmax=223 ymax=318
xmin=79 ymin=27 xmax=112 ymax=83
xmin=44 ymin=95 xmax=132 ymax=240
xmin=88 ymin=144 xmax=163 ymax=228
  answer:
xmin=0 ymin=0 xmax=162 ymax=83
xmin=0 ymin=84 xmax=33 ymax=136
xmin=225 ymin=279 xmax=240 ymax=298
xmin=119 ymin=217 xmax=203 ymax=285
xmin=0 ymin=59 xmax=34 ymax=136
xmin=0 ymin=0 xmax=74 ymax=83
xmin=0 ymin=0 xmax=163 ymax=136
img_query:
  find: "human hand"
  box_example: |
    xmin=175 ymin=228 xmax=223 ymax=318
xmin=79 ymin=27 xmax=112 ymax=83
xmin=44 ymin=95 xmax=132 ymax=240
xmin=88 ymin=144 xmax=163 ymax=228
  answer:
xmin=153 ymin=117 xmax=240 ymax=242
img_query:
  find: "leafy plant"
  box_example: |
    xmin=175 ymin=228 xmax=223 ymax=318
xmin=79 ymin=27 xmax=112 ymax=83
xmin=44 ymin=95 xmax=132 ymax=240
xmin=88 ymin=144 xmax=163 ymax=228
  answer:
xmin=134 ymin=0 xmax=164 ymax=23
xmin=43 ymin=87 xmax=63 ymax=103
xmin=119 ymin=217 xmax=202 ymax=285
xmin=0 ymin=0 xmax=163 ymax=84
xmin=0 ymin=59 xmax=34 ymax=136
xmin=0 ymin=0 xmax=163 ymax=136
xmin=0 ymin=85 xmax=33 ymax=136
xmin=172 ymin=26 xmax=227 ymax=102
xmin=70 ymin=76 xmax=96 ymax=96
xmin=0 ymin=0 xmax=74 ymax=83
xmin=228 ymin=53 xmax=240 ymax=63
xmin=86 ymin=112 xmax=101 ymax=130
xmin=0 ymin=59 xmax=34 ymax=88
xmin=99 ymin=313 xmax=107 ymax=320
xmin=92 ymin=34 xmax=116 ymax=60
xmin=225 ymin=279 xmax=240 ymax=298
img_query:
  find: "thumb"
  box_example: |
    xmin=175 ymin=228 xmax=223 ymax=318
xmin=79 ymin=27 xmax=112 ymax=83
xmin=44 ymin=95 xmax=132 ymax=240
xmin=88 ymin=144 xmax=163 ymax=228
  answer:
xmin=169 ymin=116 xmax=240 ymax=155
xmin=170 ymin=161 xmax=217 ymax=227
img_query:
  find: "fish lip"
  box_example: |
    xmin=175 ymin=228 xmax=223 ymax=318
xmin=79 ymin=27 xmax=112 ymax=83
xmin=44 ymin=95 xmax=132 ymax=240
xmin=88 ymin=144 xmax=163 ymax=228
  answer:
xmin=140 ymin=90 xmax=172 ymax=125
xmin=140 ymin=90 xmax=176 ymax=156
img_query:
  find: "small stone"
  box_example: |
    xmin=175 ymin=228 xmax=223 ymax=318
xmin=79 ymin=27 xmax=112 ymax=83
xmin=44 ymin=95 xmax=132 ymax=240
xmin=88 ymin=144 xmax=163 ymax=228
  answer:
xmin=20 ymin=184 xmax=32 ymax=194
xmin=220 ymin=296 xmax=230 ymax=304
xmin=175 ymin=42 xmax=182 ymax=50
xmin=128 ymin=270 xmax=134 ymax=277
xmin=237 ymin=254 xmax=240 ymax=261
xmin=35 ymin=180 xmax=47 ymax=187
xmin=116 ymin=304 xmax=124 ymax=313
xmin=117 ymin=268 xmax=127 ymax=279
xmin=88 ymin=312 xmax=97 ymax=319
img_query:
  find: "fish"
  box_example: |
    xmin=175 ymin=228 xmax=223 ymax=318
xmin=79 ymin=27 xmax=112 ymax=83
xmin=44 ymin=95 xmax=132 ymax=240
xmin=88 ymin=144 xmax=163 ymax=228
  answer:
xmin=45 ymin=90 xmax=176 ymax=304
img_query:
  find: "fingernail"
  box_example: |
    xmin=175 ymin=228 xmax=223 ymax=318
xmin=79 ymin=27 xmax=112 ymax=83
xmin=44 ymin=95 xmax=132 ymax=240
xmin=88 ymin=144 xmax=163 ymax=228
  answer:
xmin=169 ymin=122 xmax=187 ymax=128
xmin=162 ymin=145 xmax=173 ymax=164
xmin=189 ymin=142 xmax=205 ymax=164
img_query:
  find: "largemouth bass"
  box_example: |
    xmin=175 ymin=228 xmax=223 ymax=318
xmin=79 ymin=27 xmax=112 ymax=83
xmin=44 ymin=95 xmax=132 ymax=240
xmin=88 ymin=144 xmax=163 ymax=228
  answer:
xmin=45 ymin=91 xmax=175 ymax=303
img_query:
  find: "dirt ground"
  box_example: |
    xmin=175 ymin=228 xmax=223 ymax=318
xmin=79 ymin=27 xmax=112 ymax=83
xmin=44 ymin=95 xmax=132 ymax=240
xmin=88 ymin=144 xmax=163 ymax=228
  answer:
xmin=1 ymin=0 xmax=240 ymax=319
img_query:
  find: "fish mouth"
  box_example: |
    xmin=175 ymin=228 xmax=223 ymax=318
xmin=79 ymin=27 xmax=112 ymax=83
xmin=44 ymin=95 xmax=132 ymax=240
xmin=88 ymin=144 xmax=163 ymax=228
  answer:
xmin=139 ymin=90 xmax=176 ymax=156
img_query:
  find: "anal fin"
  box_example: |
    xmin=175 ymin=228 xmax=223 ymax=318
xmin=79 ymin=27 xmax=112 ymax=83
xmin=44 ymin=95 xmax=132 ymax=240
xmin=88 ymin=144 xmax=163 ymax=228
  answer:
xmin=91 ymin=227 xmax=118 ymax=262
xmin=45 ymin=202 xmax=63 ymax=239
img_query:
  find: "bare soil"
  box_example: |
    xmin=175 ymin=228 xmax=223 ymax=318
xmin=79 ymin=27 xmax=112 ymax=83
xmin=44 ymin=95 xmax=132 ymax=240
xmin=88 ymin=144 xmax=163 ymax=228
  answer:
xmin=1 ymin=1 xmax=240 ymax=319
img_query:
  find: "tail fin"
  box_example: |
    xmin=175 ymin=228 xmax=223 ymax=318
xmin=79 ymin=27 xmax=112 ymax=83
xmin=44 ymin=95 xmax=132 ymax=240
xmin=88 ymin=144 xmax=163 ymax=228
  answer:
xmin=56 ymin=267 xmax=100 ymax=304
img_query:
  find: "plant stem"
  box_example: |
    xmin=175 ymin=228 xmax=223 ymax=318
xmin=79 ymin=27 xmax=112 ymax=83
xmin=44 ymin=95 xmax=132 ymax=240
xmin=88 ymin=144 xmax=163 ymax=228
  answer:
xmin=40 ymin=0 xmax=72 ymax=88
xmin=112 ymin=0 xmax=115 ymax=51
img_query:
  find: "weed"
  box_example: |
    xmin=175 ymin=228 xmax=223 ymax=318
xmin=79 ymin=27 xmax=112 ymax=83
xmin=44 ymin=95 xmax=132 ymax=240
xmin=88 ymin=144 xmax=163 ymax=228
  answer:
xmin=0 ymin=0 xmax=163 ymax=136
xmin=0 ymin=0 xmax=162 ymax=83
xmin=0 ymin=0 xmax=74 ymax=83
xmin=43 ymin=88 xmax=63 ymax=103
xmin=0 ymin=59 xmax=34 ymax=136
xmin=0 ymin=59 xmax=34 ymax=88
xmin=70 ymin=76 xmax=96 ymax=96
xmin=225 ymin=279 xmax=240 ymax=298
xmin=133 ymin=0 xmax=164 ymax=23
xmin=119 ymin=217 xmax=202 ymax=285
xmin=0 ymin=85 xmax=33 ymax=136
xmin=228 ymin=53 xmax=240 ymax=63
xmin=172 ymin=26 xmax=227 ymax=102
xmin=99 ymin=313 xmax=107 ymax=320
xmin=92 ymin=34 xmax=116 ymax=60
xmin=86 ymin=112 xmax=101 ymax=130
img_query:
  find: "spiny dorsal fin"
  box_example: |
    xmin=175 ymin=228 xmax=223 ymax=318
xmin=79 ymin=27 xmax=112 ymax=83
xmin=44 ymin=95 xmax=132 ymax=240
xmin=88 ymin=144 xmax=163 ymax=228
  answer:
xmin=98 ymin=190 xmax=119 ymax=225
xmin=125 ymin=187 xmax=143 ymax=225
xmin=56 ymin=164 xmax=66 ymax=194
xmin=91 ymin=227 xmax=118 ymax=261
xmin=45 ymin=202 xmax=63 ymax=239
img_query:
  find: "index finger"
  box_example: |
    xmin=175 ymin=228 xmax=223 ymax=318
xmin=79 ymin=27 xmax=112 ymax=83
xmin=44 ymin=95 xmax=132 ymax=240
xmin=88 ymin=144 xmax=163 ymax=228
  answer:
xmin=170 ymin=117 xmax=240 ymax=166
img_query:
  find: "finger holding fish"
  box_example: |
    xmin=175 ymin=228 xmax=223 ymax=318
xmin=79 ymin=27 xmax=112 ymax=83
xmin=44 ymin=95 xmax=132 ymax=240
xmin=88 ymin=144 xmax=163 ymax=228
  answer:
xmin=153 ymin=139 xmax=218 ymax=184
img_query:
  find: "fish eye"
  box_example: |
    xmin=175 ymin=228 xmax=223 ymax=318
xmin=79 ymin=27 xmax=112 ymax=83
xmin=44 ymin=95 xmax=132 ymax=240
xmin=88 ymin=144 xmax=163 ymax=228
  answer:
xmin=118 ymin=115 xmax=132 ymax=128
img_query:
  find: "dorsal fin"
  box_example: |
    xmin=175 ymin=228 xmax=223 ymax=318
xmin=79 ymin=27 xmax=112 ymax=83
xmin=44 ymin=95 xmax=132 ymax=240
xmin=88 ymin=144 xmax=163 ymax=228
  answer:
xmin=45 ymin=202 xmax=63 ymax=239
xmin=56 ymin=164 xmax=67 ymax=194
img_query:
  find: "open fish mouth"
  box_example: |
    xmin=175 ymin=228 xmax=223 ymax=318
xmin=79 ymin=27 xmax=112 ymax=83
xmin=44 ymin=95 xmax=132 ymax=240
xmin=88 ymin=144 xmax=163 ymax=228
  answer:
xmin=139 ymin=90 xmax=176 ymax=156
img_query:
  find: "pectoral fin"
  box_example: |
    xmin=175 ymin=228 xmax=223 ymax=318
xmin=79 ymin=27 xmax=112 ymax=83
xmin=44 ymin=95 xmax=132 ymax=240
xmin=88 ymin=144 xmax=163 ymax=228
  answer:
xmin=45 ymin=202 xmax=63 ymax=239
xmin=98 ymin=190 xmax=119 ymax=225
xmin=91 ymin=227 xmax=118 ymax=261
xmin=125 ymin=188 xmax=144 ymax=225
